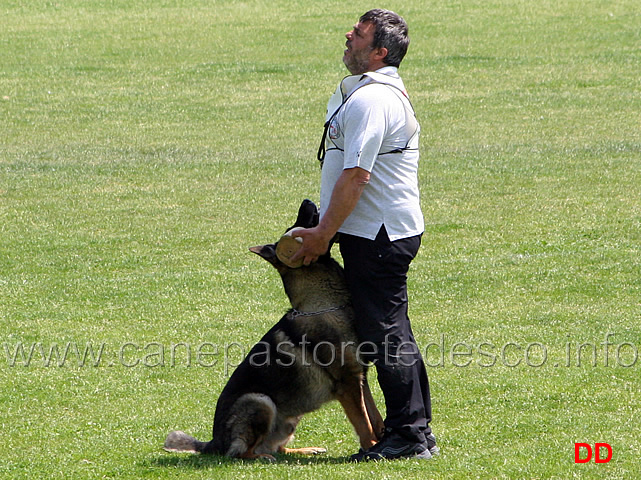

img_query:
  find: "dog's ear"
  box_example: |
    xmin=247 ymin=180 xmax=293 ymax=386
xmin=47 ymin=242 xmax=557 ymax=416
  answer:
xmin=287 ymin=199 xmax=319 ymax=231
xmin=249 ymin=244 xmax=280 ymax=266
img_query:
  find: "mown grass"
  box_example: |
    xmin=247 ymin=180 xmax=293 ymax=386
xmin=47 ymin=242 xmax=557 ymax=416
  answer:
xmin=1 ymin=0 xmax=640 ymax=478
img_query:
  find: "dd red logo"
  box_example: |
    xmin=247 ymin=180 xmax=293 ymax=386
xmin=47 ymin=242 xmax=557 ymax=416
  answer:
xmin=575 ymin=443 xmax=612 ymax=463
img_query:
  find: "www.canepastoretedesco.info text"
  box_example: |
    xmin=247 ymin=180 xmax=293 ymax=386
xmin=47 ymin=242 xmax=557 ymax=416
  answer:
xmin=2 ymin=333 xmax=638 ymax=372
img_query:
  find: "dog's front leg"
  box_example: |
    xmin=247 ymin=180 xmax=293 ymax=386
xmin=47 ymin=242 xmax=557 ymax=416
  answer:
xmin=337 ymin=376 xmax=380 ymax=450
xmin=362 ymin=374 xmax=385 ymax=440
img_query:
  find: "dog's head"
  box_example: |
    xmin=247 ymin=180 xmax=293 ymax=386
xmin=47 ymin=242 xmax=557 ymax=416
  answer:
xmin=249 ymin=199 xmax=330 ymax=271
xmin=249 ymin=200 xmax=348 ymax=309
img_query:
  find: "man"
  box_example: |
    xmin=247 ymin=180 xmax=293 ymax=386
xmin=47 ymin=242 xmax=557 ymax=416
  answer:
xmin=291 ymin=9 xmax=437 ymax=461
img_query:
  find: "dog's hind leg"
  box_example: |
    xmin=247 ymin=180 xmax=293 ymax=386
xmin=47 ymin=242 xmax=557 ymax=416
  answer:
xmin=277 ymin=417 xmax=327 ymax=456
xmin=260 ymin=415 xmax=327 ymax=456
xmin=237 ymin=446 xmax=276 ymax=462
xmin=224 ymin=393 xmax=278 ymax=460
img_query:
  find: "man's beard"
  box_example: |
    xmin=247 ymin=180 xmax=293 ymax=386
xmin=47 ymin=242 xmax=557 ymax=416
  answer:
xmin=343 ymin=46 xmax=374 ymax=75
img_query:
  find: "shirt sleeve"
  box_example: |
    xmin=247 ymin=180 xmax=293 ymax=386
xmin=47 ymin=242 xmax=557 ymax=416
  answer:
xmin=340 ymin=87 xmax=388 ymax=173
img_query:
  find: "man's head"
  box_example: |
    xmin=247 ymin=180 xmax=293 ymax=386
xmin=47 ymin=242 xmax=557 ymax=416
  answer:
xmin=343 ymin=9 xmax=410 ymax=75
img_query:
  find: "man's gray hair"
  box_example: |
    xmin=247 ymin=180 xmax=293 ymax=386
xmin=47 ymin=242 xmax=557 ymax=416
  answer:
xmin=359 ymin=9 xmax=410 ymax=68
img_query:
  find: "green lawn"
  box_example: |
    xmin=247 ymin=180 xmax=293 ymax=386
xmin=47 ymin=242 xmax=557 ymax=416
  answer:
xmin=1 ymin=0 xmax=640 ymax=478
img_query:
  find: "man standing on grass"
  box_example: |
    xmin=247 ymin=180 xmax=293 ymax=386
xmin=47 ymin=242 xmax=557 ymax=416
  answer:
xmin=291 ymin=9 xmax=438 ymax=461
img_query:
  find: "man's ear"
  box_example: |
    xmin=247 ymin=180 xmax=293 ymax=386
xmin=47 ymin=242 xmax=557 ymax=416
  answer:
xmin=373 ymin=46 xmax=388 ymax=63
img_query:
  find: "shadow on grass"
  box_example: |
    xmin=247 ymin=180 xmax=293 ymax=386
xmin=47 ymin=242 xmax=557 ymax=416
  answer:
xmin=151 ymin=452 xmax=352 ymax=469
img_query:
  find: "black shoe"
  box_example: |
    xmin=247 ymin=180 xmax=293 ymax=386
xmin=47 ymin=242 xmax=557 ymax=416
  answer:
xmin=426 ymin=433 xmax=440 ymax=456
xmin=350 ymin=431 xmax=433 ymax=462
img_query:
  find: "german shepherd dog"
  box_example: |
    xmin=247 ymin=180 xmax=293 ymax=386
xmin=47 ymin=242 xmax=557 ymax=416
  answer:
xmin=164 ymin=200 xmax=384 ymax=460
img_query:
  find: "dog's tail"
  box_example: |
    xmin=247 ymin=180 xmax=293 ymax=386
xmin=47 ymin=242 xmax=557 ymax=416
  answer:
xmin=163 ymin=430 xmax=208 ymax=454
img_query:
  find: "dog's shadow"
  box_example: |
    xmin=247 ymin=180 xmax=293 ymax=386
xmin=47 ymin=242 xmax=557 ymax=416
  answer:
xmin=151 ymin=452 xmax=351 ymax=469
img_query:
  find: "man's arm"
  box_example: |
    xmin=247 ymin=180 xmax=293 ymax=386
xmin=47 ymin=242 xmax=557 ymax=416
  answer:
xmin=291 ymin=166 xmax=370 ymax=265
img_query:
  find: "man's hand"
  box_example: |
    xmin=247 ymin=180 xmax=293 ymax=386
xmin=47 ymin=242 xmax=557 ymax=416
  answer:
xmin=289 ymin=226 xmax=334 ymax=266
xmin=289 ymin=167 xmax=370 ymax=266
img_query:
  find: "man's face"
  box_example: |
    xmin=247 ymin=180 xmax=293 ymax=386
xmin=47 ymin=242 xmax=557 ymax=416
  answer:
xmin=343 ymin=21 xmax=378 ymax=75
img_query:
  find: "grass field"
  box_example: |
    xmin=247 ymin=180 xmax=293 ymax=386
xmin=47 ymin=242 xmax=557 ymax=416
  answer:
xmin=1 ymin=0 xmax=640 ymax=478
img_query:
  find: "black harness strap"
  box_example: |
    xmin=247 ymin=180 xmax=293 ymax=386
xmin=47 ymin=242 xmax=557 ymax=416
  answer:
xmin=317 ymin=104 xmax=343 ymax=166
xmin=317 ymin=82 xmax=418 ymax=168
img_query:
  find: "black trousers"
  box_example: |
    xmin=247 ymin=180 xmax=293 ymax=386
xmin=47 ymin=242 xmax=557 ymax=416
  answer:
xmin=339 ymin=226 xmax=432 ymax=444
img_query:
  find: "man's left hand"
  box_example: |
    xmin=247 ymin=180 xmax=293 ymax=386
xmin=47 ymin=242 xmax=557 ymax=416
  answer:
xmin=289 ymin=226 xmax=333 ymax=266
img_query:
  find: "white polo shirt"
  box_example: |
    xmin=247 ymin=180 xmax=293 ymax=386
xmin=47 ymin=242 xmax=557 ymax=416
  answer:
xmin=320 ymin=67 xmax=424 ymax=241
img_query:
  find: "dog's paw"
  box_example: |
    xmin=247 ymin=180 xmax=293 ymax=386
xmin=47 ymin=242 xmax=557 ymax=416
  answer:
xmin=257 ymin=453 xmax=277 ymax=463
xmin=309 ymin=447 xmax=327 ymax=455
xmin=283 ymin=446 xmax=327 ymax=456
